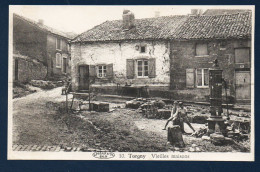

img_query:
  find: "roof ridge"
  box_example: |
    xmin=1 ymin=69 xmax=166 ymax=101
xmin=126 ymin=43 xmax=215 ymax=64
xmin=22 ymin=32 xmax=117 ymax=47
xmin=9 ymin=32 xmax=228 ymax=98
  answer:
xmin=201 ymin=11 xmax=251 ymax=17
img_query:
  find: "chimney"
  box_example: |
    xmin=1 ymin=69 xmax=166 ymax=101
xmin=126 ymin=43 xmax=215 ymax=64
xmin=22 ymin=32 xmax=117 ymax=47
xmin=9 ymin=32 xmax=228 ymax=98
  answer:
xmin=38 ymin=19 xmax=44 ymax=25
xmin=190 ymin=9 xmax=199 ymax=16
xmin=198 ymin=9 xmax=204 ymax=15
xmin=154 ymin=11 xmax=160 ymax=18
xmin=190 ymin=9 xmax=203 ymax=16
xmin=122 ymin=9 xmax=135 ymax=30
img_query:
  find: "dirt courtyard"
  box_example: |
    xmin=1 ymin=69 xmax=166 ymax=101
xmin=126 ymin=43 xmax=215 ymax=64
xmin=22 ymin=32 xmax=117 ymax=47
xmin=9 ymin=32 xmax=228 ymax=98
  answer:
xmin=12 ymin=87 xmax=250 ymax=152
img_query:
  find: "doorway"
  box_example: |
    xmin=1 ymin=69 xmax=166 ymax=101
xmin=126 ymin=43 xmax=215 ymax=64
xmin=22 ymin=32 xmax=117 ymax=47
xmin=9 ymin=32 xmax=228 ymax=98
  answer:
xmin=78 ymin=65 xmax=89 ymax=91
xmin=235 ymin=71 xmax=251 ymax=100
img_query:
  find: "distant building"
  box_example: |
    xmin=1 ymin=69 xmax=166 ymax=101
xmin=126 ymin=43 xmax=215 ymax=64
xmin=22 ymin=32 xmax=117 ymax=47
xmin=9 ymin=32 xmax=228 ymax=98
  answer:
xmin=70 ymin=10 xmax=252 ymax=102
xmin=13 ymin=13 xmax=75 ymax=82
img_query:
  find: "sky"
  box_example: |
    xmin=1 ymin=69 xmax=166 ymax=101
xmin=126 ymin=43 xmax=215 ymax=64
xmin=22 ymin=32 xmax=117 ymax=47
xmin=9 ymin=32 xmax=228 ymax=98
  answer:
xmin=10 ymin=5 xmax=253 ymax=35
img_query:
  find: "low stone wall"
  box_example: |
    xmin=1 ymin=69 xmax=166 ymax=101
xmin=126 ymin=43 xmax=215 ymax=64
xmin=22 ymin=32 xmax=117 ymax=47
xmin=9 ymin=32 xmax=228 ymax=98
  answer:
xmin=91 ymin=85 xmax=209 ymax=102
xmin=90 ymin=85 xmax=236 ymax=103
xmin=13 ymin=54 xmax=47 ymax=83
xmin=30 ymin=80 xmax=64 ymax=90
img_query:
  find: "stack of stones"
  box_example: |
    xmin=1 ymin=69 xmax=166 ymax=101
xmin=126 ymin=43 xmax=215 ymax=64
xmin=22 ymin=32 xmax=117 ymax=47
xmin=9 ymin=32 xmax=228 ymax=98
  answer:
xmin=126 ymin=98 xmax=171 ymax=119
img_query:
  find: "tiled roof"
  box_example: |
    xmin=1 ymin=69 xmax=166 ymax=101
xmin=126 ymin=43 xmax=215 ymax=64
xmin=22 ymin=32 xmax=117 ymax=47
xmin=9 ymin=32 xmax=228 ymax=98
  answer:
xmin=203 ymin=9 xmax=251 ymax=16
xmin=72 ymin=15 xmax=188 ymax=42
xmin=175 ymin=12 xmax=252 ymax=40
xmin=73 ymin=12 xmax=251 ymax=42
xmin=13 ymin=13 xmax=75 ymax=39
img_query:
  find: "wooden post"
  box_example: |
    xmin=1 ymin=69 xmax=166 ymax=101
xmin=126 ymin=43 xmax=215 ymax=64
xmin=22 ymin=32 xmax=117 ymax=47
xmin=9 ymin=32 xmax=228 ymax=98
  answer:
xmin=66 ymin=92 xmax=68 ymax=112
xmin=167 ymin=125 xmax=185 ymax=147
xmin=70 ymin=94 xmax=75 ymax=110
xmin=88 ymin=66 xmax=91 ymax=111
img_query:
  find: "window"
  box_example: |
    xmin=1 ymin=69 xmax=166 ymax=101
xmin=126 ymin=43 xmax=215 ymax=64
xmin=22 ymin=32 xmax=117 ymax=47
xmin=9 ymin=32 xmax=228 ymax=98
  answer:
xmin=56 ymin=38 xmax=61 ymax=50
xmin=126 ymin=58 xmax=156 ymax=79
xmin=137 ymin=60 xmax=149 ymax=77
xmin=97 ymin=65 xmax=107 ymax=78
xmin=196 ymin=43 xmax=208 ymax=56
xmin=235 ymin=48 xmax=250 ymax=64
xmin=67 ymin=44 xmax=70 ymax=52
xmin=56 ymin=53 xmax=62 ymax=68
xmin=196 ymin=68 xmax=209 ymax=87
xmin=140 ymin=46 xmax=146 ymax=53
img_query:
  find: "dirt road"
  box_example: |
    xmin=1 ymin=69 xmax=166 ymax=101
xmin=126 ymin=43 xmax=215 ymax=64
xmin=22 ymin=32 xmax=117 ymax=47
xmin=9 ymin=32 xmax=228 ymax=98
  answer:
xmin=12 ymin=87 xmax=73 ymax=145
xmin=12 ymin=87 xmax=167 ymax=151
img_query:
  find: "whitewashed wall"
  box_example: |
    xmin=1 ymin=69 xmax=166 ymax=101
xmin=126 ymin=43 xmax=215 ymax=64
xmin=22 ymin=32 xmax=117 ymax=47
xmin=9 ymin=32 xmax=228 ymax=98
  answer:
xmin=71 ymin=40 xmax=170 ymax=91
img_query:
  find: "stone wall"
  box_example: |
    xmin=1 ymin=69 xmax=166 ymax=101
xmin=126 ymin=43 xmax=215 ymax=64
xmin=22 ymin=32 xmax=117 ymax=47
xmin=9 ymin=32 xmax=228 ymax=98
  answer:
xmin=71 ymin=40 xmax=171 ymax=91
xmin=13 ymin=55 xmax=47 ymax=83
xmin=170 ymin=39 xmax=251 ymax=101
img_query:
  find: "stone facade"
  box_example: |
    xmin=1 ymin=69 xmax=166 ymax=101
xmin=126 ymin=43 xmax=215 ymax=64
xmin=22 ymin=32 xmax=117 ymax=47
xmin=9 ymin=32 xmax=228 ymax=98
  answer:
xmin=71 ymin=40 xmax=171 ymax=91
xmin=170 ymin=38 xmax=251 ymax=102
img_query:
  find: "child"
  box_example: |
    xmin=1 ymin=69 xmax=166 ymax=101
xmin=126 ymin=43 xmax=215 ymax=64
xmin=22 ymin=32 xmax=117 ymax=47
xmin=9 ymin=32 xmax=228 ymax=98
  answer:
xmin=163 ymin=101 xmax=178 ymax=130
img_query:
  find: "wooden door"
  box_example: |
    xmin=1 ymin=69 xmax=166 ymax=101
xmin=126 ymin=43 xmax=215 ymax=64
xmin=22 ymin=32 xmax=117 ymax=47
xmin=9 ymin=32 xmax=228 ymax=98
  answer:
xmin=235 ymin=71 xmax=251 ymax=100
xmin=78 ymin=65 xmax=89 ymax=91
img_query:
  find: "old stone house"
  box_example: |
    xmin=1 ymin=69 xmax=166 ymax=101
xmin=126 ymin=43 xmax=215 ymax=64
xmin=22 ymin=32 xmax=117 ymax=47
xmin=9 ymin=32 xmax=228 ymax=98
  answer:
xmin=70 ymin=10 xmax=252 ymax=102
xmin=71 ymin=10 xmax=187 ymax=94
xmin=13 ymin=13 xmax=75 ymax=82
xmin=171 ymin=12 xmax=252 ymax=102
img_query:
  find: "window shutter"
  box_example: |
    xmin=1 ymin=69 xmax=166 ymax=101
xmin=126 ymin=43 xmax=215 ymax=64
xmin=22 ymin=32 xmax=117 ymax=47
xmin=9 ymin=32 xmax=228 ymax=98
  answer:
xmin=186 ymin=68 xmax=195 ymax=88
xmin=89 ymin=65 xmax=96 ymax=78
xmin=126 ymin=59 xmax=134 ymax=79
xmin=106 ymin=63 xmax=113 ymax=79
xmin=148 ymin=58 xmax=156 ymax=78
